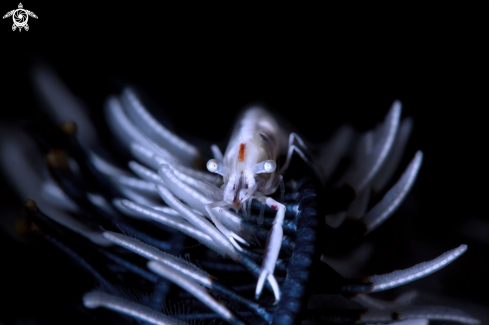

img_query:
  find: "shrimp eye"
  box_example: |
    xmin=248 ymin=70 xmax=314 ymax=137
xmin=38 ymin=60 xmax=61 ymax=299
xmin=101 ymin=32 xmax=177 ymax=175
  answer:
xmin=207 ymin=159 xmax=230 ymax=176
xmin=207 ymin=159 xmax=219 ymax=173
xmin=252 ymin=160 xmax=276 ymax=174
xmin=263 ymin=161 xmax=276 ymax=173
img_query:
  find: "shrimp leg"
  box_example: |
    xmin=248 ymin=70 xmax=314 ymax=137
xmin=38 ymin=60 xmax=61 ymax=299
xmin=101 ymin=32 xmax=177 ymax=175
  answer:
xmin=255 ymin=197 xmax=286 ymax=303
xmin=280 ymin=132 xmax=318 ymax=177
xmin=205 ymin=201 xmax=249 ymax=249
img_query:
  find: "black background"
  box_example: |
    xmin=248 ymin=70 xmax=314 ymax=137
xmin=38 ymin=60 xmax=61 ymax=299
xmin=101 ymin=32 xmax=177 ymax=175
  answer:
xmin=1 ymin=0 xmax=488 ymax=324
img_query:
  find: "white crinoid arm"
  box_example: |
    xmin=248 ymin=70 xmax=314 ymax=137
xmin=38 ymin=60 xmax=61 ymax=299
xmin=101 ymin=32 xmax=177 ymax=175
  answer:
xmin=26 ymin=10 xmax=38 ymax=18
xmin=3 ymin=10 xmax=14 ymax=18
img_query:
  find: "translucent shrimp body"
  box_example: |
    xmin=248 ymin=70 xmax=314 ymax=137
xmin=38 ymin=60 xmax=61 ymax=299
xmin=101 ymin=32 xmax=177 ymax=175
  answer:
xmin=206 ymin=107 xmax=288 ymax=300
xmin=221 ymin=108 xmax=284 ymax=208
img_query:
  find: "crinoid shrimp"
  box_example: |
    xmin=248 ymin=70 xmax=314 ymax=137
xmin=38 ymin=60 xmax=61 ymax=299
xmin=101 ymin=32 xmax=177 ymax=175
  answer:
xmin=0 ymin=65 xmax=480 ymax=325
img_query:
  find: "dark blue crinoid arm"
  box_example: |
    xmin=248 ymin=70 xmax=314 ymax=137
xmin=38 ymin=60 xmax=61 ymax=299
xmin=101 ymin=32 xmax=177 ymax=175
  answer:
xmin=272 ymin=177 xmax=321 ymax=325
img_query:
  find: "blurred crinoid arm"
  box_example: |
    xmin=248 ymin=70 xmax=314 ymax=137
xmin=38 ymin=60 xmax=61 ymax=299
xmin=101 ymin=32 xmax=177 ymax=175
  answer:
xmin=119 ymin=88 xmax=200 ymax=166
xmin=309 ymin=101 xmax=476 ymax=324
xmin=84 ymin=291 xmax=187 ymax=325
xmin=336 ymin=244 xmax=468 ymax=296
xmin=0 ymin=128 xmax=111 ymax=246
xmin=367 ymin=244 xmax=467 ymax=292
xmin=148 ymin=261 xmax=247 ymax=325
xmin=322 ymin=101 xmax=409 ymax=228
xmin=361 ymin=150 xmax=423 ymax=234
xmin=31 ymin=64 xmax=98 ymax=149
xmin=304 ymin=306 xmax=479 ymax=325
xmin=344 ymin=100 xmax=402 ymax=193
xmin=319 ymin=102 xmax=424 ymax=238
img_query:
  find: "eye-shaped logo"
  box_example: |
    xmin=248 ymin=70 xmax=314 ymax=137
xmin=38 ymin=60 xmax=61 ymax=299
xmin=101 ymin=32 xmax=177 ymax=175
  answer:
xmin=3 ymin=3 xmax=37 ymax=32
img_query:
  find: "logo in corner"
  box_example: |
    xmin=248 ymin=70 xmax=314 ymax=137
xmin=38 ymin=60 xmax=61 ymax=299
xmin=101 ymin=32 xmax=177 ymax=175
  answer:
xmin=3 ymin=3 xmax=37 ymax=32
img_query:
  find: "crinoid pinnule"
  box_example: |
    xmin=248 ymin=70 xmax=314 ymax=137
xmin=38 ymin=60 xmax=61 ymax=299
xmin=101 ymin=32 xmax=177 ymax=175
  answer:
xmin=0 ymin=65 xmax=480 ymax=325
